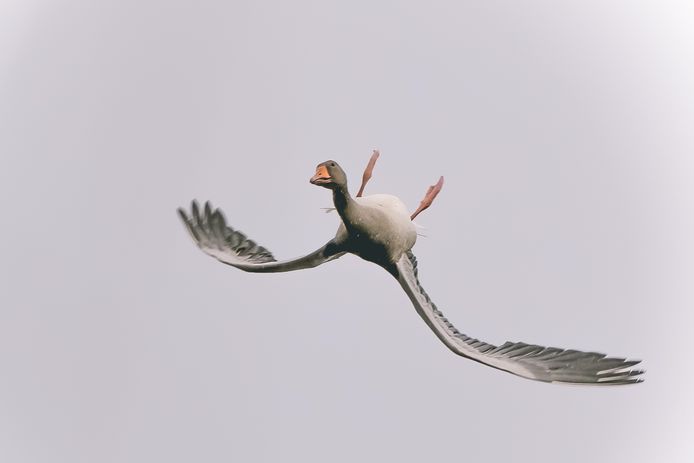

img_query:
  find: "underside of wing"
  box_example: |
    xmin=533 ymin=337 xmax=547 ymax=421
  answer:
xmin=178 ymin=200 xmax=344 ymax=273
xmin=395 ymin=251 xmax=644 ymax=385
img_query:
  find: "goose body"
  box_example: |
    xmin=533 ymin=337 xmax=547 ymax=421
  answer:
xmin=178 ymin=159 xmax=644 ymax=385
xmin=335 ymin=194 xmax=416 ymax=266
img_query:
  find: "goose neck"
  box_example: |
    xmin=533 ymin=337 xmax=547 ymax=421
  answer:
xmin=332 ymin=185 xmax=359 ymax=226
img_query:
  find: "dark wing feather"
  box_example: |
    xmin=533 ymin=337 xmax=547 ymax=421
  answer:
xmin=178 ymin=200 xmax=345 ymax=273
xmin=395 ymin=251 xmax=644 ymax=385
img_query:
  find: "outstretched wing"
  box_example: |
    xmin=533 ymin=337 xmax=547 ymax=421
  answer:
xmin=178 ymin=200 xmax=345 ymax=273
xmin=395 ymin=251 xmax=644 ymax=385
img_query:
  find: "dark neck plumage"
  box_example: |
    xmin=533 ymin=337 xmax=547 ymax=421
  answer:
xmin=332 ymin=184 xmax=358 ymax=229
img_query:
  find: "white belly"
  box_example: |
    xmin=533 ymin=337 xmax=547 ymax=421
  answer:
xmin=334 ymin=194 xmax=417 ymax=260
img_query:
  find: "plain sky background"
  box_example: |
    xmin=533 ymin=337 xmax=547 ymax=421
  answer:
xmin=1 ymin=1 xmax=694 ymax=462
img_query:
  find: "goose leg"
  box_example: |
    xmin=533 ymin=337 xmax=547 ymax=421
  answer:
xmin=410 ymin=176 xmax=444 ymax=220
xmin=356 ymin=150 xmax=380 ymax=197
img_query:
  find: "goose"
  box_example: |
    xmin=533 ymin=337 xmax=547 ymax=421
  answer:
xmin=178 ymin=156 xmax=643 ymax=385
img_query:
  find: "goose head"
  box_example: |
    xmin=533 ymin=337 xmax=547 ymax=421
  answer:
xmin=309 ymin=160 xmax=348 ymax=190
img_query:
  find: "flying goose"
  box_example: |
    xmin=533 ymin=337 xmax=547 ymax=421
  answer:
xmin=178 ymin=156 xmax=643 ymax=385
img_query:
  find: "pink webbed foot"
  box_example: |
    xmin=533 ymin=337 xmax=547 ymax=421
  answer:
xmin=410 ymin=176 xmax=444 ymax=220
xmin=356 ymin=150 xmax=380 ymax=198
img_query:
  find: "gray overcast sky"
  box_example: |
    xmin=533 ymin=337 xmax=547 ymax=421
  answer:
xmin=1 ymin=1 xmax=694 ymax=462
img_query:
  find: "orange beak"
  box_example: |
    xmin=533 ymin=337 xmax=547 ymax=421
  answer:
xmin=310 ymin=165 xmax=331 ymax=185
